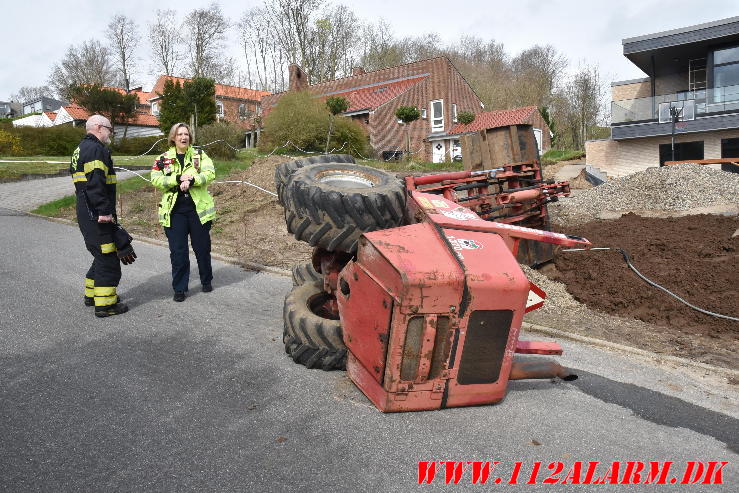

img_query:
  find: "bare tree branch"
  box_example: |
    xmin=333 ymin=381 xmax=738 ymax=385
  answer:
xmin=107 ymin=14 xmax=139 ymax=90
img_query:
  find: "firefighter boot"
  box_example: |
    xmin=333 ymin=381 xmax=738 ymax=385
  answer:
xmin=95 ymin=302 xmax=129 ymax=318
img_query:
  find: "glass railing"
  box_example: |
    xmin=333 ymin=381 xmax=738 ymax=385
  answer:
xmin=611 ymin=84 xmax=739 ymax=124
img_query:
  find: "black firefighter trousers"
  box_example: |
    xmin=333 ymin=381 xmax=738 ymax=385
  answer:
xmin=77 ymin=198 xmax=121 ymax=308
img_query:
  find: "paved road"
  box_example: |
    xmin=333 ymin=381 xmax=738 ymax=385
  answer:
xmin=0 ymin=182 xmax=737 ymax=491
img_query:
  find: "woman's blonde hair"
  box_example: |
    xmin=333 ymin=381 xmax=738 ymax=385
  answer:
xmin=168 ymin=122 xmax=193 ymax=147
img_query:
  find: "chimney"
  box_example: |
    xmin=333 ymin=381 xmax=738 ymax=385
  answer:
xmin=352 ymin=67 xmax=365 ymax=76
xmin=288 ymin=64 xmax=309 ymax=91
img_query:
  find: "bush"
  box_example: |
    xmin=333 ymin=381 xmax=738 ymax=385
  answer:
xmin=0 ymin=125 xmax=85 ymax=156
xmin=259 ymin=91 xmax=367 ymax=157
xmin=0 ymin=129 xmax=22 ymax=154
xmin=195 ymin=121 xmax=244 ymax=160
xmin=112 ymin=135 xmax=168 ymax=156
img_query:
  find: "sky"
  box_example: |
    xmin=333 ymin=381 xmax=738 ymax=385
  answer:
xmin=1 ymin=0 xmax=738 ymax=100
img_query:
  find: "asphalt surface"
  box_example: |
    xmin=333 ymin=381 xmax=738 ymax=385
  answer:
xmin=0 ymin=187 xmax=737 ymax=491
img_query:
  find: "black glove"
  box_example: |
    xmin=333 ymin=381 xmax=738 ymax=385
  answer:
xmin=117 ymin=243 xmax=137 ymax=265
xmin=113 ymin=224 xmax=137 ymax=265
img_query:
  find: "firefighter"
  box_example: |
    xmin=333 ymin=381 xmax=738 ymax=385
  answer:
xmin=151 ymin=122 xmax=216 ymax=302
xmin=71 ymin=114 xmax=134 ymax=317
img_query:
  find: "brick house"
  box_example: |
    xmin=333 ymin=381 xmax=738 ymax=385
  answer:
xmin=587 ymin=16 xmax=739 ymax=178
xmin=259 ymin=57 xmax=484 ymax=162
xmin=446 ymin=106 xmax=552 ymax=159
xmin=148 ymin=76 xmax=271 ymax=146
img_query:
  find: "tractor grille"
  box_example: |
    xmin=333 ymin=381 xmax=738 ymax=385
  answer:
xmin=457 ymin=310 xmax=513 ymax=385
xmin=400 ymin=315 xmax=452 ymax=382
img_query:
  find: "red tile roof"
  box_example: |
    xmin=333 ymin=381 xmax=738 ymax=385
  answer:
xmin=150 ymin=75 xmax=270 ymax=102
xmin=448 ymin=106 xmax=538 ymax=135
xmin=322 ymin=75 xmax=429 ymax=113
xmin=64 ymin=105 xmax=92 ymax=120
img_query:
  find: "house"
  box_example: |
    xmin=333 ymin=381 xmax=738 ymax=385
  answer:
xmin=21 ymin=96 xmax=66 ymax=115
xmin=0 ymin=101 xmax=21 ymax=118
xmin=148 ymin=75 xmax=271 ymax=146
xmin=587 ymin=16 xmax=739 ymax=178
xmin=54 ymin=104 xmax=163 ymax=138
xmin=447 ymin=106 xmax=552 ymax=159
xmin=39 ymin=111 xmax=57 ymax=127
xmin=259 ymin=57 xmax=484 ymax=162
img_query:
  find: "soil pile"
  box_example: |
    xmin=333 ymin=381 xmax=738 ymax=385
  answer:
xmin=551 ymin=164 xmax=739 ymax=225
xmin=208 ymin=155 xmax=313 ymax=269
xmin=537 ymin=213 xmax=738 ymax=368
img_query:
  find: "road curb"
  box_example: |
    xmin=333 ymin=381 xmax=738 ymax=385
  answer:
xmin=522 ymin=321 xmax=739 ymax=380
xmin=25 ymin=211 xmax=292 ymax=278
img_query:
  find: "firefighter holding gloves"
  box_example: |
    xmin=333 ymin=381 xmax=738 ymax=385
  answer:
xmin=151 ymin=123 xmax=216 ymax=302
xmin=70 ymin=114 xmax=135 ymax=318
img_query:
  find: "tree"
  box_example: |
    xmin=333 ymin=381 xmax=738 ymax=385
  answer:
xmin=259 ymin=90 xmax=366 ymax=156
xmin=68 ymin=84 xmax=138 ymax=138
xmin=457 ymin=111 xmax=475 ymax=125
xmin=49 ymin=40 xmax=117 ymax=99
xmin=107 ymin=14 xmax=139 ymax=90
xmin=10 ymin=86 xmax=53 ymax=103
xmin=325 ymin=96 xmax=349 ymax=153
xmin=395 ymin=106 xmax=421 ymax=159
xmin=157 ymin=77 xmax=217 ymax=135
xmin=183 ymin=3 xmax=232 ymax=82
xmin=148 ymin=9 xmax=183 ymax=76
xmin=510 ymin=45 xmax=567 ymax=108
xmin=551 ymin=63 xmax=606 ymax=149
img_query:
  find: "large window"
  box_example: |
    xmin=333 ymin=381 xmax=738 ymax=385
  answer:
xmin=713 ymin=45 xmax=739 ymax=102
xmin=721 ymin=138 xmax=739 ymax=158
xmin=658 ymin=141 xmax=704 ymax=165
xmin=430 ymin=99 xmax=444 ymax=131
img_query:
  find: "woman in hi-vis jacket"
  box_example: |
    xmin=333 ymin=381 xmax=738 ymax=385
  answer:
xmin=151 ymin=122 xmax=216 ymax=302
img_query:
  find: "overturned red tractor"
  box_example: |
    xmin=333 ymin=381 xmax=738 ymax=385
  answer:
xmin=276 ymin=153 xmax=590 ymax=412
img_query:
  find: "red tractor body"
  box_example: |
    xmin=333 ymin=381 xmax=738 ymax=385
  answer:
xmin=337 ymin=190 xmax=590 ymax=412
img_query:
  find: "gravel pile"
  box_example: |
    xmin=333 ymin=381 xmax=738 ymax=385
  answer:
xmin=550 ymin=164 xmax=739 ymax=225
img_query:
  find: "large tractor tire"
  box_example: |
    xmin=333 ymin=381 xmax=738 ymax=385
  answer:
xmin=291 ymin=262 xmax=322 ymax=286
xmin=275 ymin=154 xmax=355 ymax=206
xmin=283 ymin=280 xmax=346 ymax=371
xmin=283 ymin=163 xmax=406 ymax=253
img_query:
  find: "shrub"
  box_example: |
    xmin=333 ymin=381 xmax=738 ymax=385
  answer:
xmin=112 ymin=135 xmax=168 ymax=156
xmin=457 ymin=111 xmax=475 ymax=125
xmin=196 ymin=121 xmax=244 ymax=160
xmin=1 ymin=125 xmax=85 ymax=156
xmin=259 ymin=91 xmax=367 ymax=157
xmin=0 ymin=129 xmax=23 ymax=154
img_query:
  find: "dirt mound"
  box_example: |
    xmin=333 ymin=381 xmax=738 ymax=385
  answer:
xmin=569 ymin=168 xmax=594 ymax=189
xmin=541 ymin=213 xmax=738 ymax=367
xmin=552 ymin=165 xmax=739 ymax=225
xmin=207 ymin=155 xmax=314 ymax=269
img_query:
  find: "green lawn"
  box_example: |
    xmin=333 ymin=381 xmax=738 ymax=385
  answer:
xmin=31 ymin=151 xmax=261 ymax=217
xmin=0 ymin=154 xmax=158 ymax=181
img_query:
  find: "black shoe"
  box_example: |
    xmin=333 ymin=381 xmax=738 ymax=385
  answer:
xmin=173 ymin=292 xmax=186 ymax=302
xmin=95 ymin=302 xmax=129 ymax=318
xmin=202 ymin=283 xmax=213 ymax=293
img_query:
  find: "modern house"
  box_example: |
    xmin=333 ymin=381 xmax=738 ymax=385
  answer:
xmin=148 ymin=75 xmax=271 ymax=146
xmin=587 ymin=16 xmax=739 ymax=177
xmin=0 ymin=101 xmax=21 ymax=118
xmin=21 ymin=96 xmax=66 ymax=115
xmin=259 ymin=57 xmax=484 ymax=162
xmin=446 ymin=106 xmax=552 ymax=159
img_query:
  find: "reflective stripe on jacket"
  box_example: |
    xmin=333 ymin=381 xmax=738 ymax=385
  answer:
xmin=150 ymin=146 xmax=216 ymax=227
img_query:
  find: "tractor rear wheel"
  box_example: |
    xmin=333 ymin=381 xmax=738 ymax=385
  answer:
xmin=291 ymin=262 xmax=322 ymax=286
xmin=283 ymin=163 xmax=406 ymax=253
xmin=275 ymin=154 xmax=355 ymax=206
xmin=283 ymin=280 xmax=346 ymax=371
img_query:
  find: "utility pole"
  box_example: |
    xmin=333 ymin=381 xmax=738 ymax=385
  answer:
xmin=669 ymin=105 xmax=681 ymax=166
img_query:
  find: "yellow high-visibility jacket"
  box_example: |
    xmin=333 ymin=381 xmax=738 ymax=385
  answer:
xmin=151 ymin=146 xmax=216 ymax=227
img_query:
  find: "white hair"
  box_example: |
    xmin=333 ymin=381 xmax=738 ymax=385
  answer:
xmin=86 ymin=114 xmax=111 ymax=132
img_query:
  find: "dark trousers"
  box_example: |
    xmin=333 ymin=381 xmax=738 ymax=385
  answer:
xmin=77 ymin=199 xmax=121 ymax=306
xmin=164 ymin=211 xmax=213 ymax=293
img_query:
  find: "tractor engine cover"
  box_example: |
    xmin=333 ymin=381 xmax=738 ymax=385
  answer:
xmin=337 ymin=222 xmax=531 ymax=412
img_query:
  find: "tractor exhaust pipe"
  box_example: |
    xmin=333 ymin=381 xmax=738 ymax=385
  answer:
xmin=509 ymin=359 xmax=578 ymax=381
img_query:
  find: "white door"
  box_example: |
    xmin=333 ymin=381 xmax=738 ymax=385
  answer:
xmin=533 ymin=128 xmax=543 ymax=155
xmin=432 ymin=141 xmax=446 ymax=163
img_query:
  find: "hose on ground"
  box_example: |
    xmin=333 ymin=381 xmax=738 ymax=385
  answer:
xmin=561 ymin=247 xmax=739 ymax=322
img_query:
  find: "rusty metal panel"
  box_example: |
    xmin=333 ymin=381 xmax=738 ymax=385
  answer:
xmin=457 ymin=310 xmax=513 ymax=385
xmin=400 ymin=316 xmax=424 ymax=381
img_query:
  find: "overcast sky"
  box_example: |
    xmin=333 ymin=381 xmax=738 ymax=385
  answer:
xmin=1 ymin=0 xmax=737 ymax=100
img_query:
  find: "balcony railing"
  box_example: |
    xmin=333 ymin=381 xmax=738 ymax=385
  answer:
xmin=611 ymin=85 xmax=739 ymax=124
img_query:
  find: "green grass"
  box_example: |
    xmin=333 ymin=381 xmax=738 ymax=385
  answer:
xmin=31 ymin=151 xmax=260 ymax=217
xmin=541 ymin=149 xmax=585 ymax=164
